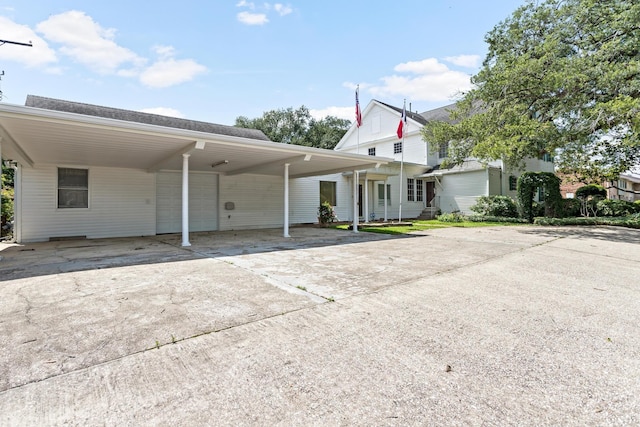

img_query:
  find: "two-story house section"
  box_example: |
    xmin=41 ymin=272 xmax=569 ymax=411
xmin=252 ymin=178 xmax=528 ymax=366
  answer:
xmin=290 ymin=99 xmax=554 ymax=224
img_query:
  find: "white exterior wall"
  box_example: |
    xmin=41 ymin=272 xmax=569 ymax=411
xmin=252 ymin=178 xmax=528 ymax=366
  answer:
xmin=218 ymin=173 xmax=285 ymax=231
xmin=436 ymin=169 xmax=488 ymax=214
xmin=156 ymin=172 xmax=218 ymax=234
xmin=288 ymin=177 xmax=319 ymax=223
xmin=18 ymin=164 xmax=156 ymax=242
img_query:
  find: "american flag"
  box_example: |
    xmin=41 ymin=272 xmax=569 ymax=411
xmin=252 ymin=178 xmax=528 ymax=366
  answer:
xmin=355 ymin=86 xmax=362 ymax=127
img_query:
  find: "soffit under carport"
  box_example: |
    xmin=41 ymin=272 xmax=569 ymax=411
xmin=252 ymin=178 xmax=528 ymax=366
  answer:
xmin=0 ymin=102 xmax=391 ymax=177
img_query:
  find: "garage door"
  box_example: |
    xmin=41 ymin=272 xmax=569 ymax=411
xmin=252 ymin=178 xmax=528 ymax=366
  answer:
xmin=156 ymin=172 xmax=218 ymax=234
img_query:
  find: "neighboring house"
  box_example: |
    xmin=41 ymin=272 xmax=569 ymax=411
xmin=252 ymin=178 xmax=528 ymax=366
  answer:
xmin=559 ymin=171 xmax=640 ymax=202
xmin=605 ymin=172 xmax=640 ymax=202
xmin=0 ymin=96 xmax=390 ymax=243
xmin=292 ymin=100 xmax=555 ymax=222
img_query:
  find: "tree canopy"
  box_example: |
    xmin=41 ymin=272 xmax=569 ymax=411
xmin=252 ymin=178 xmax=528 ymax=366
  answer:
xmin=422 ymin=0 xmax=640 ymax=181
xmin=235 ymin=106 xmax=351 ymax=150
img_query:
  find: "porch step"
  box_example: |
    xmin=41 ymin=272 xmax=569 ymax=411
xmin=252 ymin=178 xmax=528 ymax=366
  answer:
xmin=417 ymin=207 xmax=438 ymax=220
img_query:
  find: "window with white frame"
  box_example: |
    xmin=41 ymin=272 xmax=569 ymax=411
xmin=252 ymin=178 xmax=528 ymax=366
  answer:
xmin=368 ymin=147 xmax=376 ymax=156
xmin=378 ymin=183 xmax=391 ymax=205
xmin=416 ymin=179 xmax=423 ymax=202
xmin=58 ymin=167 xmax=88 ymax=208
xmin=407 ymin=178 xmax=414 ymax=201
xmin=438 ymin=142 xmax=449 ymax=158
xmin=393 ymin=142 xmax=402 ymax=154
xmin=320 ymin=181 xmax=337 ymax=206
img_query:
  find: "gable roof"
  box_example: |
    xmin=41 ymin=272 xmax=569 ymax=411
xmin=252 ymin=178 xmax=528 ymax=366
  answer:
xmin=25 ymin=95 xmax=271 ymax=142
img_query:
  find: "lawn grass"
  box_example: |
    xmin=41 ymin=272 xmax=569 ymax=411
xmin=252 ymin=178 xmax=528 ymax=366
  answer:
xmin=334 ymin=219 xmax=526 ymax=235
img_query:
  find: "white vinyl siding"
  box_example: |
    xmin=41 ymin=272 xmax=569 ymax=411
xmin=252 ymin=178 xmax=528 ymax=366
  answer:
xmin=156 ymin=172 xmax=218 ymax=234
xmin=19 ymin=165 xmax=156 ymax=242
xmin=218 ymin=174 xmax=285 ymax=231
xmin=289 ymin=177 xmax=323 ymax=223
xmin=438 ymin=170 xmax=488 ymax=214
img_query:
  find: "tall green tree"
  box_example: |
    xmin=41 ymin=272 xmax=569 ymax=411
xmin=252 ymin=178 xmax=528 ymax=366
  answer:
xmin=422 ymin=0 xmax=640 ymax=181
xmin=235 ymin=106 xmax=350 ymax=150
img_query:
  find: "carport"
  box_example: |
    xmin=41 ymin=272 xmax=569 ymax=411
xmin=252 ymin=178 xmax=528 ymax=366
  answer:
xmin=0 ymin=96 xmax=391 ymax=244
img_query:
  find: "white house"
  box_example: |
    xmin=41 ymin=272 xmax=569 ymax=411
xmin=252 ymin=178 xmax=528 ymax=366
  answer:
xmin=291 ymin=100 xmax=555 ymax=223
xmin=0 ymin=96 xmax=391 ymax=243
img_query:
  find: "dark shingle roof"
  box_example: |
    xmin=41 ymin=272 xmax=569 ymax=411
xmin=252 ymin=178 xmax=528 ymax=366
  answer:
xmin=376 ymin=100 xmax=461 ymax=125
xmin=376 ymin=100 xmax=429 ymax=126
xmin=25 ymin=95 xmax=271 ymax=141
xmin=419 ymin=103 xmax=458 ymax=123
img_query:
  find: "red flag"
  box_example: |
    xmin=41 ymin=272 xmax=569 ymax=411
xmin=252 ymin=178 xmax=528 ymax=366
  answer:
xmin=397 ymin=101 xmax=406 ymax=139
xmin=355 ymin=87 xmax=362 ymax=127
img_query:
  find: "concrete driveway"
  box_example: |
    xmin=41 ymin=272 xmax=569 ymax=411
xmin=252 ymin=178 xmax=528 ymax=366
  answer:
xmin=0 ymin=225 xmax=639 ymax=426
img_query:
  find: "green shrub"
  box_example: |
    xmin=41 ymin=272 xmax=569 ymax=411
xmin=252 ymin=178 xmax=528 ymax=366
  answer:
xmin=470 ymin=195 xmax=519 ymax=218
xmin=466 ymin=215 xmax=529 ymax=223
xmin=596 ymin=199 xmax=639 ymax=217
xmin=561 ymin=198 xmax=582 ymax=218
xmin=317 ymin=201 xmax=337 ymax=224
xmin=437 ymin=212 xmax=465 ymax=222
xmin=575 ymin=184 xmax=606 ymax=199
xmin=534 ymin=214 xmax=640 ymax=229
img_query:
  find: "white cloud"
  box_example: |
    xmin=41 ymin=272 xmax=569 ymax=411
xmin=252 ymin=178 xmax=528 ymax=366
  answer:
xmin=394 ymin=58 xmax=449 ymax=75
xmin=36 ymin=10 xmax=143 ymax=74
xmin=236 ymin=0 xmax=255 ymax=8
xmin=152 ymin=45 xmax=176 ymax=60
xmin=139 ymin=57 xmax=207 ymax=88
xmin=0 ymin=16 xmax=57 ymax=67
xmin=444 ymin=54 xmax=481 ymax=68
xmin=139 ymin=107 xmax=185 ymax=118
xmin=368 ymin=57 xmax=473 ymax=102
xmin=273 ymin=4 xmax=293 ymax=16
xmin=237 ymin=11 xmax=269 ymax=25
xmin=310 ymin=106 xmax=353 ymax=121
xmin=236 ymin=2 xmax=292 ymax=25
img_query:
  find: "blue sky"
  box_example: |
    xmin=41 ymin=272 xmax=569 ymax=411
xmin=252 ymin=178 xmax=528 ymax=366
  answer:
xmin=0 ymin=1 xmax=525 ymax=125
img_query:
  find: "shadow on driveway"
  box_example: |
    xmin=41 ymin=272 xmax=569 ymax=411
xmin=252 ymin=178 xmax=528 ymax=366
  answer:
xmin=0 ymin=226 xmax=416 ymax=281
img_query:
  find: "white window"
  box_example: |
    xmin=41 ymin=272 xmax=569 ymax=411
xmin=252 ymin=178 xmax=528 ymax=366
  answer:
xmin=439 ymin=142 xmax=449 ymax=158
xmin=378 ymin=183 xmax=391 ymax=206
xmin=394 ymin=142 xmax=403 ymax=154
xmin=58 ymin=168 xmax=88 ymax=208
xmin=407 ymin=178 xmax=414 ymax=201
xmin=320 ymin=181 xmax=337 ymax=206
xmin=416 ymin=180 xmax=423 ymax=202
xmin=368 ymin=147 xmax=376 ymax=156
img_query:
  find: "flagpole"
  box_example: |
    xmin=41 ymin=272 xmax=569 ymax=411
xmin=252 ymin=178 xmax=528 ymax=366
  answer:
xmin=355 ymin=85 xmax=361 ymax=154
xmin=398 ymin=99 xmax=406 ymax=222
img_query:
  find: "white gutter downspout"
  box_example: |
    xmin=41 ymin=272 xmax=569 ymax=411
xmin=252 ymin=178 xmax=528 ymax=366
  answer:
xmin=283 ymin=163 xmax=290 ymax=238
xmin=181 ymin=153 xmax=191 ymax=247
xmin=352 ymin=170 xmax=359 ymax=233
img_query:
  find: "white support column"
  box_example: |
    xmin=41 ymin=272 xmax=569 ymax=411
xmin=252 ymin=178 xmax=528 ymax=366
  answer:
xmin=352 ymin=170 xmax=359 ymax=232
xmin=283 ymin=163 xmax=290 ymax=238
xmin=384 ymin=178 xmax=388 ymax=222
xmin=364 ymin=176 xmax=369 ymax=223
xmin=181 ymin=153 xmax=191 ymax=247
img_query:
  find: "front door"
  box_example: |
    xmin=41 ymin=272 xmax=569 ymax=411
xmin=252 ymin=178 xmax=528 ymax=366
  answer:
xmin=426 ymin=182 xmax=435 ymax=206
xmin=358 ymin=184 xmax=363 ymax=217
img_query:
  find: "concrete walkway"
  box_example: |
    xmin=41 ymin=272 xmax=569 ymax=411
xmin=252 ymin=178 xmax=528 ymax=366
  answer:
xmin=0 ymin=225 xmax=639 ymax=425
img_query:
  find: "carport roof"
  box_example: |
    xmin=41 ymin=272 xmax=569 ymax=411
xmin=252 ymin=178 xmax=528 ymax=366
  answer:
xmin=0 ymin=96 xmax=391 ymax=178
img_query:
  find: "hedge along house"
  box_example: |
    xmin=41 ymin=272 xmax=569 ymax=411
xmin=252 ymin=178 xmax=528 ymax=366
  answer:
xmin=0 ymin=96 xmax=390 ymax=244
